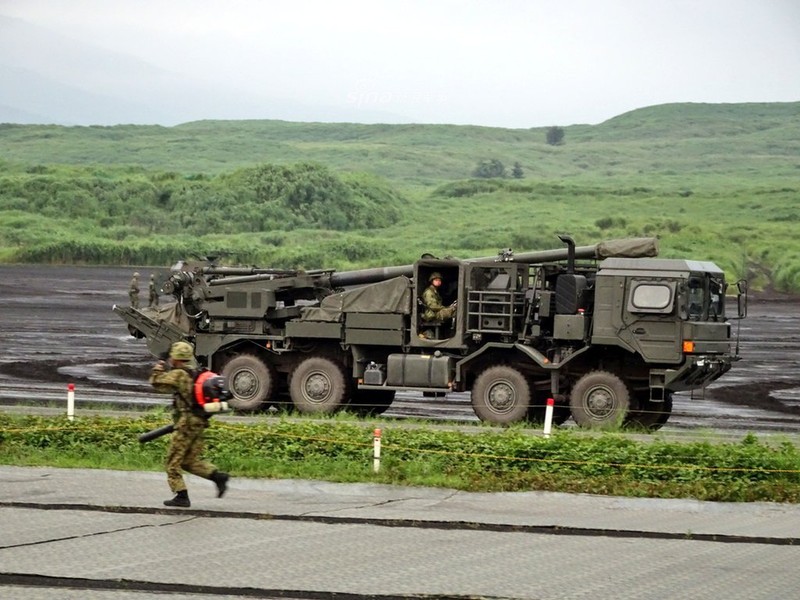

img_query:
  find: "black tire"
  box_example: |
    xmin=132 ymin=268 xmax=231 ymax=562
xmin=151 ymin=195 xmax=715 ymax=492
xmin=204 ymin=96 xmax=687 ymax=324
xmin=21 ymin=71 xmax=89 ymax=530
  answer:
xmin=290 ymin=356 xmax=349 ymax=414
xmin=349 ymin=389 xmax=396 ymax=416
xmin=471 ymin=366 xmax=531 ymax=424
xmin=569 ymin=371 xmax=630 ymax=429
xmin=626 ymin=392 xmax=673 ymax=431
xmin=221 ymin=353 xmax=275 ymax=411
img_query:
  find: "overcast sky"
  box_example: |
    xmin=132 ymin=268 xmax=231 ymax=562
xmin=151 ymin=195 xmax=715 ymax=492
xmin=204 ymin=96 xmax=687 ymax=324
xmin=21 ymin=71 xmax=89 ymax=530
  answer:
xmin=2 ymin=0 xmax=799 ymax=128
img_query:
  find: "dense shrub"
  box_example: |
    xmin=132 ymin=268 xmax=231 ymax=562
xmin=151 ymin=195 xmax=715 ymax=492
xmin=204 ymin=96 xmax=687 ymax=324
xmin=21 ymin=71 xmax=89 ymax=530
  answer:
xmin=2 ymin=414 xmax=799 ymax=502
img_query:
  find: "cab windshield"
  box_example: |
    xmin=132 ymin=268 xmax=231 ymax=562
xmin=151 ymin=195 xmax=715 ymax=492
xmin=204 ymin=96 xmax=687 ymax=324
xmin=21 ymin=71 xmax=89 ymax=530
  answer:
xmin=685 ymin=275 xmax=725 ymax=321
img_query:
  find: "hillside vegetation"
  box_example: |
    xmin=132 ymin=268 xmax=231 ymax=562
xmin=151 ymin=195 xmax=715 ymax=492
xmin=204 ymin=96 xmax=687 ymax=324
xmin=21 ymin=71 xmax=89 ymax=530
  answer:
xmin=0 ymin=102 xmax=798 ymax=291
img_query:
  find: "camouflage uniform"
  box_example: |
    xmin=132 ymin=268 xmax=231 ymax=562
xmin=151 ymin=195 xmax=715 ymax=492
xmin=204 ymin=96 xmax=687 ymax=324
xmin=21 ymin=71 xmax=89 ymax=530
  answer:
xmin=150 ymin=364 xmax=217 ymax=494
xmin=422 ymin=283 xmax=456 ymax=321
xmin=129 ymin=273 xmax=140 ymax=309
xmin=148 ymin=274 xmax=159 ymax=307
xmin=150 ymin=342 xmax=228 ymax=507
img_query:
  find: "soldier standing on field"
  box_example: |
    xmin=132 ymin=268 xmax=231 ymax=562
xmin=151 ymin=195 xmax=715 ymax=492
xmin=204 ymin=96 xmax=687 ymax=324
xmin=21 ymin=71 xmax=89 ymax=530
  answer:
xmin=148 ymin=273 xmax=159 ymax=307
xmin=129 ymin=272 xmax=140 ymax=309
xmin=150 ymin=341 xmax=230 ymax=507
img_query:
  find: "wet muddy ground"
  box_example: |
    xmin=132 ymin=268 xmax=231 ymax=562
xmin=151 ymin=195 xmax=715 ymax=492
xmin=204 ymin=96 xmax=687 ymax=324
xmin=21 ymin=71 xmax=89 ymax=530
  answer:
xmin=1 ymin=264 xmax=799 ymax=436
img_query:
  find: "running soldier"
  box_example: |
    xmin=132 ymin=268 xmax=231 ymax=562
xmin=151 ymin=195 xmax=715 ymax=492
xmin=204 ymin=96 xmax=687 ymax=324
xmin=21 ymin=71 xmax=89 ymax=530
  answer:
xmin=150 ymin=341 xmax=230 ymax=507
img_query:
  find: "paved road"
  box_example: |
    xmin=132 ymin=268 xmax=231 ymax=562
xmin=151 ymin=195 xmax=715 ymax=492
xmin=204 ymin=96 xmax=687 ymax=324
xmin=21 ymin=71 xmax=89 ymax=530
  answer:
xmin=1 ymin=465 xmax=799 ymax=599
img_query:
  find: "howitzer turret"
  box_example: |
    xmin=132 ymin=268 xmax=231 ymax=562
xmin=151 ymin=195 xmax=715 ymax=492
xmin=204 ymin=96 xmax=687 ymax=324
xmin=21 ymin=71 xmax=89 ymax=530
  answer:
xmin=115 ymin=234 xmax=743 ymax=431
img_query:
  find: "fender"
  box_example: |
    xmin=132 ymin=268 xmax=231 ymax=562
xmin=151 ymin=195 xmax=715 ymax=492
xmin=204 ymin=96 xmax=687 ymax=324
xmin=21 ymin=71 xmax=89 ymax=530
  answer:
xmin=455 ymin=342 xmax=595 ymax=382
xmin=455 ymin=342 xmax=555 ymax=382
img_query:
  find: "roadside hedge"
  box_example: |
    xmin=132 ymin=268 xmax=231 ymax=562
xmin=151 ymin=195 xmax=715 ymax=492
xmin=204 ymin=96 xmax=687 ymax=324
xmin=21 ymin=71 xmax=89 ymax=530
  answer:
xmin=2 ymin=414 xmax=799 ymax=502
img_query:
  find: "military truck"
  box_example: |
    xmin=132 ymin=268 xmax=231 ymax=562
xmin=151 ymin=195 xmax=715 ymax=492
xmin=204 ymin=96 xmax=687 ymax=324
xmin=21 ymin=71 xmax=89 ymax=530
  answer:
xmin=114 ymin=235 xmax=747 ymax=429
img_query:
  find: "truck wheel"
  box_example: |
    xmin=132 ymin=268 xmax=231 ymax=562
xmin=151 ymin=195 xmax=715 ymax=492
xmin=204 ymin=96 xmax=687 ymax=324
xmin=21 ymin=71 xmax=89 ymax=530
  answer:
xmin=221 ymin=354 xmax=275 ymax=412
xmin=626 ymin=392 xmax=673 ymax=431
xmin=569 ymin=371 xmax=630 ymax=429
xmin=350 ymin=389 xmax=396 ymax=416
xmin=290 ymin=357 xmax=349 ymax=414
xmin=471 ymin=366 xmax=531 ymax=424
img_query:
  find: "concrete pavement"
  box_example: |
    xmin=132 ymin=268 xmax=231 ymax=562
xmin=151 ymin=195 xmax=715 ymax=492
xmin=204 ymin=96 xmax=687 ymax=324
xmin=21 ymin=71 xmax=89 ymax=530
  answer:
xmin=1 ymin=465 xmax=799 ymax=599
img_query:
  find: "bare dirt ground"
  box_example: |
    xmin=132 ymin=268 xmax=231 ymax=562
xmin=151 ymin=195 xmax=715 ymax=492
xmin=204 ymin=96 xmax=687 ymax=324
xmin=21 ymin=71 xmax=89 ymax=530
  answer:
xmin=1 ymin=264 xmax=799 ymax=435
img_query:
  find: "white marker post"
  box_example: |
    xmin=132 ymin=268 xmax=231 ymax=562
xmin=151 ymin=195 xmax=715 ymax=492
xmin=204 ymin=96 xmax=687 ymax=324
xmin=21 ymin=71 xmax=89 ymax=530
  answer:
xmin=67 ymin=383 xmax=75 ymax=421
xmin=543 ymin=397 xmax=555 ymax=438
xmin=373 ymin=428 xmax=382 ymax=473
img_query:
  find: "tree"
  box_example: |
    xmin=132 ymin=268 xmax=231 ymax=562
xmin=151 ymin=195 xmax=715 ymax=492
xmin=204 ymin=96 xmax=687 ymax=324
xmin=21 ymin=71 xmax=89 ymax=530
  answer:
xmin=472 ymin=159 xmax=506 ymax=178
xmin=511 ymin=162 xmax=524 ymax=179
xmin=546 ymin=126 xmax=565 ymax=146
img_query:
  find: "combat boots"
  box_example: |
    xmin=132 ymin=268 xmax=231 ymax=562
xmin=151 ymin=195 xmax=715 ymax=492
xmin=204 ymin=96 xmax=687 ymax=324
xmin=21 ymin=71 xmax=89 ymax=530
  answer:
xmin=210 ymin=471 xmax=230 ymax=498
xmin=164 ymin=489 xmax=190 ymax=507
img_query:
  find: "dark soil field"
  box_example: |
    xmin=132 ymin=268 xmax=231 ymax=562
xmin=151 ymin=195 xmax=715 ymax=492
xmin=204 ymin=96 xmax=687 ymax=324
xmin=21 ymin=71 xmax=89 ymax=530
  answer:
xmin=1 ymin=264 xmax=799 ymax=436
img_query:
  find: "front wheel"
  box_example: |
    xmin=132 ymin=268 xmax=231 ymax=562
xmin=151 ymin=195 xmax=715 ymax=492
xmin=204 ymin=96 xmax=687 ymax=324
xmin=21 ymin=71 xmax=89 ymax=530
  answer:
xmin=290 ymin=356 xmax=349 ymax=414
xmin=569 ymin=371 xmax=630 ymax=429
xmin=471 ymin=366 xmax=531 ymax=424
xmin=221 ymin=353 xmax=275 ymax=411
xmin=626 ymin=392 xmax=673 ymax=431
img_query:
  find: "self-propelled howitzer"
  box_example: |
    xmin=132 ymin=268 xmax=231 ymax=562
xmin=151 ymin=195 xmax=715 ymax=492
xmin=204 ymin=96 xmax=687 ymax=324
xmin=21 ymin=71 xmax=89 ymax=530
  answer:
xmin=114 ymin=235 xmax=746 ymax=430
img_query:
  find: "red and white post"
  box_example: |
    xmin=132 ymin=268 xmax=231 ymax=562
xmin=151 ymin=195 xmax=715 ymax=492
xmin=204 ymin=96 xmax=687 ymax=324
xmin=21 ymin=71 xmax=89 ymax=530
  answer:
xmin=67 ymin=383 xmax=75 ymax=421
xmin=543 ymin=397 xmax=555 ymax=438
xmin=373 ymin=428 xmax=382 ymax=473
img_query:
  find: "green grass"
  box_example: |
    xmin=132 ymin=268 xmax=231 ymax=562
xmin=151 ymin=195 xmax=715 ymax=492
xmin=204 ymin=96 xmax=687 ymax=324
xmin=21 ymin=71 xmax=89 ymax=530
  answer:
xmin=2 ymin=413 xmax=800 ymax=503
xmin=0 ymin=102 xmax=799 ymax=291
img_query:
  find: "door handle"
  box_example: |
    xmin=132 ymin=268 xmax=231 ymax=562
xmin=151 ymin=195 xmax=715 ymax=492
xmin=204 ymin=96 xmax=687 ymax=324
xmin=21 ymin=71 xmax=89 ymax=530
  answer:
xmin=633 ymin=327 xmax=646 ymax=334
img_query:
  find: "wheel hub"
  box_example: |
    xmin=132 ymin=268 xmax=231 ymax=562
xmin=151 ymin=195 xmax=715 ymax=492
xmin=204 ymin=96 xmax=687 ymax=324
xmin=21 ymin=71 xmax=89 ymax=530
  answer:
xmin=487 ymin=381 xmax=514 ymax=413
xmin=232 ymin=370 xmax=257 ymax=399
xmin=585 ymin=386 xmax=614 ymax=418
xmin=304 ymin=372 xmax=331 ymax=402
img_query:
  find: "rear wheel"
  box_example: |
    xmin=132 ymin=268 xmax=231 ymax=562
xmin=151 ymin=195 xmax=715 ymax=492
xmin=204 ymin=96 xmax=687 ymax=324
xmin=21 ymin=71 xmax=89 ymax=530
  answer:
xmin=221 ymin=353 xmax=275 ymax=411
xmin=471 ymin=366 xmax=531 ymax=424
xmin=290 ymin=356 xmax=349 ymax=414
xmin=569 ymin=371 xmax=630 ymax=429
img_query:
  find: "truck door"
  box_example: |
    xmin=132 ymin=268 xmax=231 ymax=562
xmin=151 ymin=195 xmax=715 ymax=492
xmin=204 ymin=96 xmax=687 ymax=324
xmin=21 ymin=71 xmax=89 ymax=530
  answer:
xmin=624 ymin=279 xmax=682 ymax=363
xmin=412 ymin=260 xmax=463 ymax=347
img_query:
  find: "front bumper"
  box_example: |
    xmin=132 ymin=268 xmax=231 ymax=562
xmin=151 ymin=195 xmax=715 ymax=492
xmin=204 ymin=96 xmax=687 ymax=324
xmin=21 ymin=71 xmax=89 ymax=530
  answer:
xmin=664 ymin=354 xmax=734 ymax=391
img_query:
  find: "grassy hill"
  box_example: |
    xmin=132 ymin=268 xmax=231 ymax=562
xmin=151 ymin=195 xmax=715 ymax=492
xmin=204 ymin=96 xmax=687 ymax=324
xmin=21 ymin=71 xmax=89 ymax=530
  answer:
xmin=2 ymin=101 xmax=797 ymax=185
xmin=0 ymin=102 xmax=798 ymax=291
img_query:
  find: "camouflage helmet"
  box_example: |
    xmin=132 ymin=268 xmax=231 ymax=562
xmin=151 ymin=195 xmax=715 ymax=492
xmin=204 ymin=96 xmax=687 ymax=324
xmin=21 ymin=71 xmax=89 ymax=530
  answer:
xmin=169 ymin=341 xmax=194 ymax=361
xmin=428 ymin=272 xmax=443 ymax=283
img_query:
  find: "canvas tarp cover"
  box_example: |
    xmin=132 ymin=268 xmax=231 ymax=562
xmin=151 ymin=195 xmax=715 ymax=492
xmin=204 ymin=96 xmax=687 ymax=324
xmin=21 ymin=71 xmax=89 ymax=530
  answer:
xmin=300 ymin=276 xmax=412 ymax=322
xmin=141 ymin=302 xmax=192 ymax=333
xmin=596 ymin=237 xmax=658 ymax=259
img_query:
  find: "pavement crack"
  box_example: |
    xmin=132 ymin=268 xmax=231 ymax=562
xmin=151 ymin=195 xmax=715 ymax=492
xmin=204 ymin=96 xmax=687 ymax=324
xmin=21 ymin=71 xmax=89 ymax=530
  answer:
xmin=2 ymin=501 xmax=798 ymax=546
xmin=298 ymin=496 xmax=417 ymax=517
xmin=0 ymin=572 xmax=512 ymax=599
xmin=0 ymin=519 xmax=173 ymax=551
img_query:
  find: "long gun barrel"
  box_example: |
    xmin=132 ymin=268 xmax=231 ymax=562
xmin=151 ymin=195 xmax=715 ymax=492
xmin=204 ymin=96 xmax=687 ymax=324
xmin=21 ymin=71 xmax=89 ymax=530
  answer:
xmin=471 ymin=237 xmax=659 ymax=264
xmin=161 ymin=236 xmax=658 ymax=293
